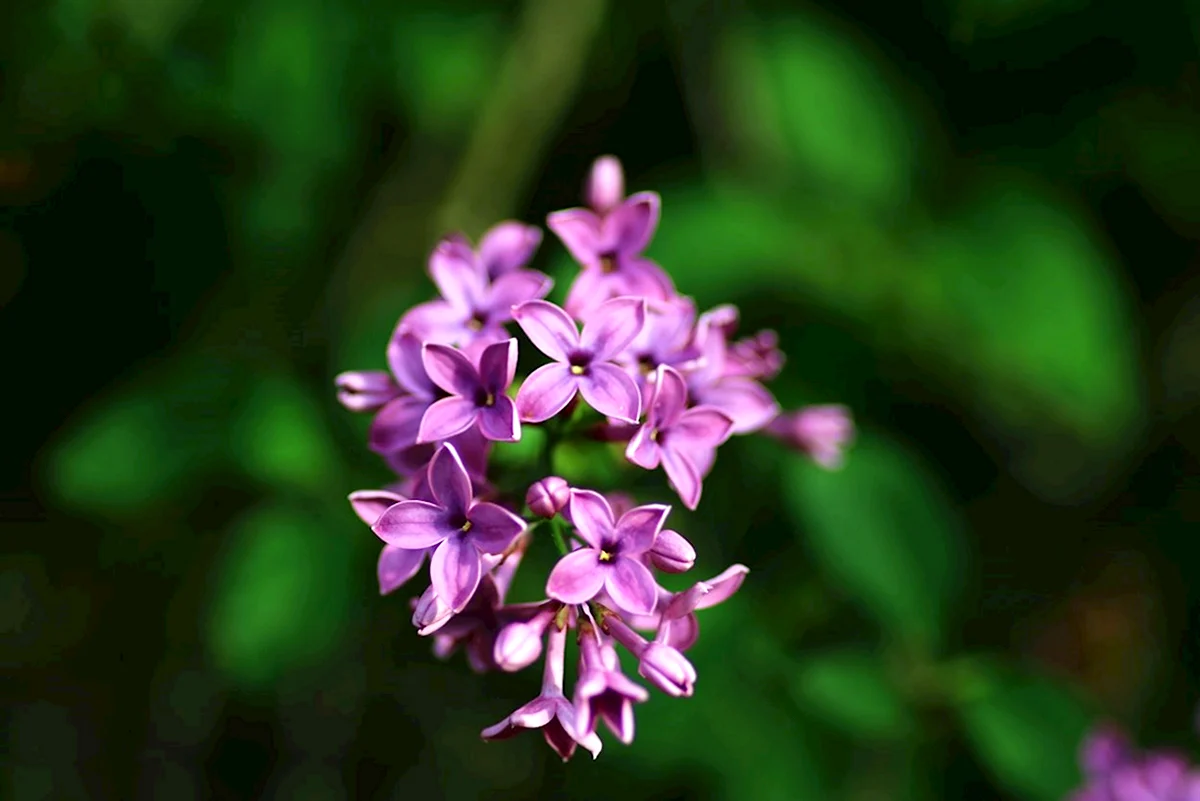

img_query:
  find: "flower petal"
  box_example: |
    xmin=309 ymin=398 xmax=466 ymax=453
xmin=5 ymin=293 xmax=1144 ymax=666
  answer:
xmin=377 ymin=545 xmax=425 ymax=595
xmin=614 ymin=504 xmax=669 ymax=554
xmin=427 ymin=443 xmax=474 ymax=515
xmin=672 ymin=406 xmax=734 ymax=448
xmin=624 ymin=425 xmax=661 ymax=470
xmin=547 ymin=207 xmax=603 ymax=266
xmin=647 ymin=365 xmax=689 ymax=428
xmin=429 ymin=235 xmax=485 ymax=312
xmin=661 ymin=447 xmax=703 ymax=510
xmin=386 ymin=329 xmax=436 ymax=397
xmin=430 ymin=536 xmax=482 ymax=612
xmin=566 ymin=489 xmax=615 ymax=549
xmin=515 ymin=363 xmax=578 ymax=423
xmin=416 ymin=397 xmax=478 ymax=444
xmin=478 ymin=338 xmax=518 ymax=393
xmin=605 ymin=556 xmax=658 ymax=616
xmin=605 ymin=191 xmax=660 ymax=255
xmin=477 ymin=395 xmax=520 ymax=442
xmin=348 ymin=489 xmax=406 ymax=525
xmin=546 ymin=549 xmax=606 ymax=604
xmin=478 ymin=221 xmax=542 ymax=277
xmin=466 ymin=501 xmax=526 ymax=554
xmin=422 ymin=343 xmax=481 ymax=397
xmin=396 ymin=300 xmax=466 ymax=348
xmin=486 ymin=271 xmax=553 ymax=322
xmin=373 ymin=500 xmax=452 ymax=548
xmin=695 ymin=377 xmax=779 ymax=434
xmin=579 ymin=363 xmax=642 ymax=424
xmin=621 ymin=256 xmax=675 ymax=301
xmin=580 ymin=296 xmax=646 ymax=361
xmin=369 ymin=395 xmax=429 ymax=453
xmin=511 ymin=300 xmax=578 ymax=361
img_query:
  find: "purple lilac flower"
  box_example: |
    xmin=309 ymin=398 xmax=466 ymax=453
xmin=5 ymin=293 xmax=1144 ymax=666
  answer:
xmin=512 ymin=297 xmax=646 ymax=424
xmin=545 ymin=489 xmax=666 ymax=616
xmin=602 ymin=611 xmax=697 ymax=697
xmin=364 ymin=329 xmax=441 ymax=460
xmin=617 ymin=295 xmax=703 ymax=386
xmin=1069 ymin=724 xmax=1200 ymax=801
xmin=482 ymin=620 xmax=603 ymax=760
xmin=550 ymin=157 xmax=674 ymax=316
xmin=687 ymin=307 xmax=780 ymax=435
xmin=348 ymin=489 xmax=427 ymax=595
xmin=626 ymin=365 xmax=734 ymax=510
xmin=767 ymin=404 xmax=855 ymax=469
xmin=725 ymin=329 xmax=785 ymax=381
xmin=526 ymin=476 xmax=570 ymax=519
xmin=574 ymin=622 xmax=649 ymax=744
xmin=493 ymin=602 xmax=560 ymax=672
xmin=334 ymin=370 xmax=398 ymax=413
xmin=372 ymin=444 xmax=525 ymax=611
xmin=624 ymin=563 xmax=749 ymax=652
xmin=473 ymin=220 xmax=544 ymax=279
xmin=417 ymin=338 xmax=520 ymax=443
xmin=399 ymin=234 xmax=552 ymax=347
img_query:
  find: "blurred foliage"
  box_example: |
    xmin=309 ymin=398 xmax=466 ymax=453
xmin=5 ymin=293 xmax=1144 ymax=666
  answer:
xmin=6 ymin=0 xmax=1200 ymax=798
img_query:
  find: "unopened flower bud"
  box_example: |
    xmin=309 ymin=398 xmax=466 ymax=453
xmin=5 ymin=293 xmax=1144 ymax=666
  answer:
xmin=412 ymin=585 xmax=454 ymax=636
xmin=586 ymin=155 xmax=625 ymax=214
xmin=526 ymin=476 xmax=570 ymax=518
xmin=649 ymin=529 xmax=695 ymax=573
xmin=335 ymin=370 xmax=399 ymax=413
xmin=494 ymin=607 xmax=557 ymax=672
xmin=638 ymin=642 xmax=696 ymax=697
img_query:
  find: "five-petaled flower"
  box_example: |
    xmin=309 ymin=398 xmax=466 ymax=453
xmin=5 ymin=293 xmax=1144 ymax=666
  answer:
xmin=512 ymin=297 xmax=646 ymax=424
xmin=372 ymin=444 xmax=525 ymax=611
xmin=545 ymin=489 xmax=665 ymax=615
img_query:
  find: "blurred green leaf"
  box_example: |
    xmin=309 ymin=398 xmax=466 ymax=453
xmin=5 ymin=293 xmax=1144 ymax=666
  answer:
xmin=42 ymin=351 xmax=240 ymax=518
xmin=783 ymin=431 xmax=963 ymax=649
xmin=944 ymin=0 xmax=1090 ymax=38
xmin=790 ymin=648 xmax=915 ymax=740
xmin=719 ymin=14 xmax=916 ymax=207
xmin=391 ymin=10 xmax=506 ymax=133
xmin=956 ymin=662 xmax=1091 ymax=801
xmin=206 ymin=503 xmax=352 ymax=688
xmin=654 ymin=178 xmax=1142 ymax=500
xmin=231 ymin=372 xmax=341 ymax=494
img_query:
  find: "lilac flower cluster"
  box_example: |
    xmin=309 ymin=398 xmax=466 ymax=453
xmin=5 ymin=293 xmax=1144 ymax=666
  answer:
xmin=336 ymin=156 xmax=854 ymax=759
xmin=1070 ymin=725 xmax=1200 ymax=801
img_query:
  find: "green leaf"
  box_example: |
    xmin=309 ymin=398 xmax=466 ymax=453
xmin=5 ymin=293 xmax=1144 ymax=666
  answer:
xmin=42 ymin=350 xmax=240 ymax=518
xmin=230 ymin=372 xmax=341 ymax=494
xmin=783 ymin=431 xmax=963 ymax=649
xmin=955 ymin=662 xmax=1091 ymax=801
xmin=206 ymin=503 xmax=352 ymax=688
xmin=790 ymin=648 xmax=915 ymax=739
xmin=718 ymin=14 xmax=917 ymax=207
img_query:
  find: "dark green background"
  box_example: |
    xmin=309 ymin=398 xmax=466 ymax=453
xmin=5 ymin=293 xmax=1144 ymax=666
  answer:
xmin=4 ymin=0 xmax=1200 ymax=798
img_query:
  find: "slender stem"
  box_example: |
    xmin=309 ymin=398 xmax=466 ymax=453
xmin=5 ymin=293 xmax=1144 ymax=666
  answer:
xmin=549 ymin=517 xmax=571 ymax=556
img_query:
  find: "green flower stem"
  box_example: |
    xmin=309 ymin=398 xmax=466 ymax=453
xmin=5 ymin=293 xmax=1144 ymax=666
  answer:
xmin=549 ymin=517 xmax=571 ymax=557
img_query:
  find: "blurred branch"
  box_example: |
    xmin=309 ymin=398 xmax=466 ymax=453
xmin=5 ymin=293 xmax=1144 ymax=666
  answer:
xmin=337 ymin=0 xmax=608 ymax=292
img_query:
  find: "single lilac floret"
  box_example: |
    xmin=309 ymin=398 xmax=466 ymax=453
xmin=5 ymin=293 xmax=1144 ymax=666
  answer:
xmin=474 ymin=220 xmax=544 ymax=279
xmin=549 ymin=156 xmax=674 ymax=315
xmin=687 ymin=307 xmax=780 ymax=435
xmin=626 ymin=365 xmax=734 ymax=510
xmin=481 ymin=622 xmax=602 ymax=760
xmin=545 ymin=489 xmax=665 ymax=615
xmin=647 ymin=528 xmax=695 ymax=574
xmin=767 ymin=405 xmax=855 ymax=469
xmin=574 ymin=624 xmax=649 ymax=744
xmin=399 ymin=234 xmax=552 ymax=347
xmin=512 ymin=297 xmax=646 ymax=424
xmin=603 ymin=612 xmax=697 ymax=697
xmin=417 ymin=338 xmax=520 ymax=443
xmin=373 ymin=444 xmax=525 ymax=612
